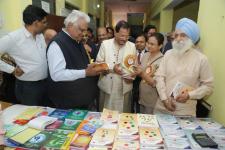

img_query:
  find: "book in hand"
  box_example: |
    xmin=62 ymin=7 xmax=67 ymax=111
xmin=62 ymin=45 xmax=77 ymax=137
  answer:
xmin=27 ymin=116 xmax=57 ymax=130
xmin=93 ymin=62 xmax=109 ymax=72
xmin=0 ymin=53 xmax=16 ymax=67
xmin=171 ymin=81 xmax=194 ymax=99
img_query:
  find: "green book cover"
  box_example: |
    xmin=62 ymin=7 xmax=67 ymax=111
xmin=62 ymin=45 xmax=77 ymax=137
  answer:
xmin=43 ymin=136 xmax=68 ymax=150
xmin=59 ymin=119 xmax=81 ymax=131
xmin=23 ymin=131 xmax=52 ymax=149
xmin=51 ymin=129 xmax=74 ymax=139
xmin=65 ymin=109 xmax=88 ymax=120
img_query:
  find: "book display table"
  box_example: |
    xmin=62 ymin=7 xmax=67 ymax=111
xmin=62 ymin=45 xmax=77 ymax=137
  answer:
xmin=1 ymin=105 xmax=225 ymax=150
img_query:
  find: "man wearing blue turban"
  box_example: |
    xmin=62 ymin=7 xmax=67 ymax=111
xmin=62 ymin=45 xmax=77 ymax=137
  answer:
xmin=154 ymin=18 xmax=214 ymax=116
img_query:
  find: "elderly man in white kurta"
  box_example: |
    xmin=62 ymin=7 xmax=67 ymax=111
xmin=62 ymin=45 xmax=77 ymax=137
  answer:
xmin=154 ymin=18 xmax=214 ymax=116
xmin=96 ymin=21 xmax=136 ymax=112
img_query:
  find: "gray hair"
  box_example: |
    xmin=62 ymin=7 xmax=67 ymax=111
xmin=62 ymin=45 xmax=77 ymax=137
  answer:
xmin=64 ymin=10 xmax=90 ymax=27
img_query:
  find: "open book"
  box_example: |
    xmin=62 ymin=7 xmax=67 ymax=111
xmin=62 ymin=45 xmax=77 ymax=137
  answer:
xmin=171 ymin=81 xmax=194 ymax=99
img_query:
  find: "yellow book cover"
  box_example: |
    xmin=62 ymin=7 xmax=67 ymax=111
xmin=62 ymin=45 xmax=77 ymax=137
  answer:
xmin=10 ymin=128 xmax=41 ymax=144
xmin=15 ymin=107 xmax=44 ymax=120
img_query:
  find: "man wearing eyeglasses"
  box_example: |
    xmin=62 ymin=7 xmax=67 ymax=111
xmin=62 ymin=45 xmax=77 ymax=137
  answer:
xmin=0 ymin=5 xmax=48 ymax=106
xmin=47 ymin=10 xmax=101 ymax=109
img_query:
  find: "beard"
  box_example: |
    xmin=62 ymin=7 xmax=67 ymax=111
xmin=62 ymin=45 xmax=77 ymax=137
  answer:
xmin=172 ymin=38 xmax=193 ymax=54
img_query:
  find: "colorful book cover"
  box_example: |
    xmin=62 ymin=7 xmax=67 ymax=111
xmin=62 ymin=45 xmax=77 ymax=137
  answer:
xmin=23 ymin=131 xmax=52 ymax=149
xmin=43 ymin=131 xmax=74 ymax=150
xmin=14 ymin=107 xmax=44 ymax=121
xmin=9 ymin=128 xmax=41 ymax=144
xmin=5 ymin=124 xmax=28 ymax=138
xmin=43 ymin=136 xmax=68 ymax=150
xmin=119 ymin=113 xmax=137 ymax=122
xmin=59 ymin=119 xmax=81 ymax=131
xmin=76 ymin=120 xmax=98 ymax=135
xmin=100 ymin=109 xmax=119 ymax=123
xmin=65 ymin=109 xmax=88 ymax=120
xmin=51 ymin=129 xmax=74 ymax=139
xmin=70 ymin=134 xmax=92 ymax=148
xmin=112 ymin=140 xmax=140 ymax=150
xmin=139 ymin=127 xmax=163 ymax=146
xmin=90 ymin=128 xmax=116 ymax=147
xmin=85 ymin=112 xmax=101 ymax=121
xmin=137 ymin=114 xmax=159 ymax=128
xmin=45 ymin=120 xmax=63 ymax=131
xmin=117 ymin=120 xmax=138 ymax=136
xmin=49 ymin=109 xmax=70 ymax=120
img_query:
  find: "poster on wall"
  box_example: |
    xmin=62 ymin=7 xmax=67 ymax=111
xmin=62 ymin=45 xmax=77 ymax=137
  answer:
xmin=41 ymin=1 xmax=50 ymax=13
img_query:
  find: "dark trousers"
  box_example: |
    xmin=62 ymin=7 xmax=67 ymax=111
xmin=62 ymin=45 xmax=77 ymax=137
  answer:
xmin=15 ymin=79 xmax=47 ymax=106
xmin=131 ymin=77 xmax=141 ymax=113
xmin=0 ymin=73 xmax=20 ymax=104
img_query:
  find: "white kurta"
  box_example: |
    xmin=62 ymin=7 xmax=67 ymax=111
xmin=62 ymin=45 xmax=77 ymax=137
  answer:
xmin=96 ymin=38 xmax=136 ymax=112
xmin=154 ymin=48 xmax=214 ymax=116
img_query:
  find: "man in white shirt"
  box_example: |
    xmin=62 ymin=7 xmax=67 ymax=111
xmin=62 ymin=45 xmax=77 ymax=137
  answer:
xmin=0 ymin=5 xmax=48 ymax=106
xmin=47 ymin=10 xmax=101 ymax=109
xmin=96 ymin=21 xmax=136 ymax=112
xmin=154 ymin=18 xmax=214 ymax=116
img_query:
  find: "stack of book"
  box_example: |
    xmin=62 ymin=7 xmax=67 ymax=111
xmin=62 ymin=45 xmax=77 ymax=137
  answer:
xmin=116 ymin=113 xmax=139 ymax=141
xmin=89 ymin=128 xmax=116 ymax=149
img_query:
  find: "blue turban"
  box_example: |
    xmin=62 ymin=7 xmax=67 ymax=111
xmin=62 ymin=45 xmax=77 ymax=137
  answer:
xmin=175 ymin=18 xmax=200 ymax=44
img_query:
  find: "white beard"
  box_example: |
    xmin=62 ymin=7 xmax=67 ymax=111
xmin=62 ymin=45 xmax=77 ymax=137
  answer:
xmin=172 ymin=38 xmax=193 ymax=54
